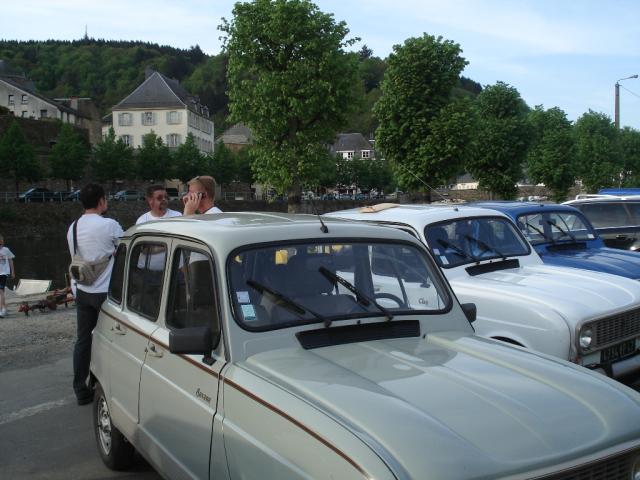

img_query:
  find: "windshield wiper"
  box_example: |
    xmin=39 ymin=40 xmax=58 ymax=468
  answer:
xmin=436 ymin=238 xmax=478 ymax=262
xmin=464 ymin=234 xmax=506 ymax=260
xmin=246 ymin=279 xmax=330 ymax=327
xmin=318 ymin=267 xmax=394 ymax=322
xmin=547 ymin=220 xmax=577 ymax=242
xmin=525 ymin=221 xmax=555 ymax=244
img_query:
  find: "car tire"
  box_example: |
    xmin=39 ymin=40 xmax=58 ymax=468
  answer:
xmin=94 ymin=382 xmax=135 ymax=470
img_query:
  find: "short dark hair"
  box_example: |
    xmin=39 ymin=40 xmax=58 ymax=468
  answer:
xmin=80 ymin=183 xmax=106 ymax=209
xmin=146 ymin=184 xmax=166 ymax=198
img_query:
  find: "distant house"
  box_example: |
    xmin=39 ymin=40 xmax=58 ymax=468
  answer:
xmin=330 ymin=133 xmax=375 ymax=160
xmin=217 ymin=122 xmax=254 ymax=152
xmin=103 ymin=68 xmax=214 ymax=154
xmin=450 ymin=173 xmax=479 ymax=190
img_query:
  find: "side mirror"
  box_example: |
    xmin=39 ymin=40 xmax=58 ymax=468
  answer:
xmin=169 ymin=326 xmax=217 ymax=363
xmin=460 ymin=303 xmax=477 ymax=323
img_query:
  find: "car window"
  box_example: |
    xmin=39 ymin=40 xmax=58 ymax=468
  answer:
xmin=108 ymin=244 xmax=127 ymax=304
xmin=425 ymin=216 xmax=530 ymax=268
xmin=578 ymin=203 xmax=630 ymax=228
xmin=518 ymin=212 xmax=594 ymax=244
xmin=127 ymin=242 xmax=167 ymax=320
xmin=623 ymin=203 xmax=640 ymax=225
xmin=228 ymin=240 xmax=450 ymax=331
xmin=165 ymin=248 xmax=220 ymax=344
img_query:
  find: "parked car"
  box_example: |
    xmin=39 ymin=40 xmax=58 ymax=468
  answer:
xmin=92 ymin=212 xmax=640 ymax=479
xmin=327 ymin=204 xmax=640 ymax=379
xmin=64 ymin=190 xmax=81 ymax=202
xmin=52 ymin=190 xmax=71 ymax=202
xmin=18 ymin=187 xmax=56 ymax=202
xmin=473 ymin=201 xmax=640 ymax=280
xmin=564 ymin=193 xmax=640 ymax=251
xmin=112 ymin=190 xmax=143 ymax=201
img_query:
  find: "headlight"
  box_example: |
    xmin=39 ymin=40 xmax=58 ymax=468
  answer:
xmin=579 ymin=326 xmax=593 ymax=349
xmin=633 ymin=456 xmax=640 ymax=480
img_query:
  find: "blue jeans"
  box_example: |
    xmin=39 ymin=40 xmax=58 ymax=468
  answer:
xmin=73 ymin=289 xmax=106 ymax=399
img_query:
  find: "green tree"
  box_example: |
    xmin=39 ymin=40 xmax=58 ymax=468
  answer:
xmin=221 ymin=0 xmax=360 ymax=212
xmin=136 ymin=132 xmax=171 ymax=182
xmin=573 ymin=110 xmax=621 ymax=192
xmin=93 ymin=128 xmax=135 ymax=190
xmin=0 ymin=120 xmax=41 ymax=196
xmin=466 ymin=82 xmax=530 ymax=199
xmin=209 ymin=142 xmax=236 ymax=186
xmin=353 ymin=157 xmax=394 ymax=193
xmin=234 ymin=147 xmax=255 ymax=185
xmin=49 ymin=123 xmax=88 ymax=190
xmin=373 ymin=34 xmax=474 ymax=199
xmin=619 ymin=127 xmax=640 ymax=186
xmin=172 ymin=133 xmax=208 ymax=183
xmin=526 ymin=106 xmax=576 ymax=202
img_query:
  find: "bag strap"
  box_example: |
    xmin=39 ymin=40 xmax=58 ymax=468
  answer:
xmin=72 ymin=218 xmax=79 ymax=255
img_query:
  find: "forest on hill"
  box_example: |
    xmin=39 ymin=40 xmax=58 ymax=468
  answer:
xmin=0 ymin=39 xmax=482 ymax=134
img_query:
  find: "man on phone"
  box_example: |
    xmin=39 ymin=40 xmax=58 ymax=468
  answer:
xmin=182 ymin=175 xmax=223 ymax=215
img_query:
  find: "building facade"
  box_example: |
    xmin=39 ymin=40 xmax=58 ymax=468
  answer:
xmin=330 ymin=133 xmax=375 ymax=160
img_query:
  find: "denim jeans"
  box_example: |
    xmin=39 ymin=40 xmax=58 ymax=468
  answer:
xmin=73 ymin=289 xmax=107 ymax=399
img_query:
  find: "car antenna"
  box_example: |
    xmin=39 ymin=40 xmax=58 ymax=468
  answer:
xmin=308 ymin=194 xmax=329 ymax=233
xmin=397 ymin=163 xmax=451 ymax=204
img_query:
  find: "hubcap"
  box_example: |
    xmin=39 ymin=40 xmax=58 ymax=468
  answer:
xmin=97 ymin=395 xmax=112 ymax=455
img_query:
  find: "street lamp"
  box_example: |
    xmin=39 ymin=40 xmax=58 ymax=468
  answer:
xmin=615 ymin=74 xmax=638 ymax=129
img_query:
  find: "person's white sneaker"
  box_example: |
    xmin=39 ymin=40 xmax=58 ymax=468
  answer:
xmin=0 ymin=309 xmax=5 ymax=318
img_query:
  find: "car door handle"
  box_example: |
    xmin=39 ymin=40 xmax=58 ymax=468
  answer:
xmin=616 ymin=234 xmax=628 ymax=240
xmin=147 ymin=344 xmax=163 ymax=358
xmin=112 ymin=323 xmax=126 ymax=335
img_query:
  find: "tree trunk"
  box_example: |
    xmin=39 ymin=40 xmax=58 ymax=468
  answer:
xmin=287 ymin=181 xmax=302 ymax=214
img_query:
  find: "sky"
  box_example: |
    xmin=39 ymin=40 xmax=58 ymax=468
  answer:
xmin=3 ymin=0 xmax=640 ymax=129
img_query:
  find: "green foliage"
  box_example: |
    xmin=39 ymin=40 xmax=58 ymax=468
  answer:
xmin=619 ymin=127 xmax=640 ymax=187
xmin=465 ymin=82 xmax=530 ymax=199
xmin=573 ymin=110 xmax=621 ymax=192
xmin=221 ymin=0 xmax=360 ymax=209
xmin=374 ymin=34 xmax=472 ymax=194
xmin=172 ymin=133 xmax=208 ymax=183
xmin=0 ymin=206 xmax=18 ymax=222
xmin=210 ymin=143 xmax=236 ymax=186
xmin=234 ymin=147 xmax=255 ymax=185
xmin=92 ymin=128 xmax=134 ymax=186
xmin=49 ymin=123 xmax=88 ymax=189
xmin=353 ymin=157 xmax=394 ymax=193
xmin=136 ymin=132 xmax=170 ymax=182
xmin=526 ymin=106 xmax=576 ymax=202
xmin=0 ymin=120 xmax=41 ymax=193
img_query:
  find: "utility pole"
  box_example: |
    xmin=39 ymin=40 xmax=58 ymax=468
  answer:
xmin=615 ymin=74 xmax=638 ymax=129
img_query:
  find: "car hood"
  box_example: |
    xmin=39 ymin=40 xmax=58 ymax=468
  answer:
xmin=538 ymin=247 xmax=640 ymax=279
xmin=448 ymin=264 xmax=640 ymax=324
xmin=243 ymin=332 xmax=640 ymax=479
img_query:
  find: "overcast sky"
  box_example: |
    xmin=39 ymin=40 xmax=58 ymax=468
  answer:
xmin=3 ymin=0 xmax=640 ymax=128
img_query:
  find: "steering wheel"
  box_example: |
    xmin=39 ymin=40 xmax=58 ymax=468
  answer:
xmin=374 ymin=292 xmax=408 ymax=309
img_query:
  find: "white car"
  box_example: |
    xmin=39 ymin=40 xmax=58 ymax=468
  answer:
xmin=328 ymin=204 xmax=640 ymax=379
xmin=90 ymin=213 xmax=640 ymax=479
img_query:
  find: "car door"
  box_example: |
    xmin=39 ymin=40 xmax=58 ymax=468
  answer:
xmin=107 ymin=239 xmax=166 ymax=438
xmin=138 ymin=242 xmax=226 ymax=480
xmin=578 ymin=202 xmax=636 ymax=249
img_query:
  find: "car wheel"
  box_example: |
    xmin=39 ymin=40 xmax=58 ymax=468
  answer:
xmin=94 ymin=382 xmax=134 ymax=470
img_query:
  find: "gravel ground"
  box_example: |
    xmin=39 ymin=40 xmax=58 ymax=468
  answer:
xmin=0 ymin=292 xmax=76 ymax=373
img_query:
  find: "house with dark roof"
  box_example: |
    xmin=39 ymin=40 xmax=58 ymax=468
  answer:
xmin=330 ymin=133 xmax=375 ymax=160
xmin=103 ymin=68 xmax=214 ymax=154
xmin=217 ymin=122 xmax=254 ymax=152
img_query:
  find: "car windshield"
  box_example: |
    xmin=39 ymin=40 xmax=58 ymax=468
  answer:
xmin=424 ymin=216 xmax=530 ymax=268
xmin=228 ymin=240 xmax=450 ymax=331
xmin=516 ymin=211 xmax=596 ymax=245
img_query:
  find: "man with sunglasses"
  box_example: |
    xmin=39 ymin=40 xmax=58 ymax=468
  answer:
xmin=136 ymin=185 xmax=182 ymax=225
xmin=182 ymin=175 xmax=223 ymax=215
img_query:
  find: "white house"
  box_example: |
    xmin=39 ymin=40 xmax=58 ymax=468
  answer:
xmin=104 ymin=69 xmax=214 ymax=154
xmin=330 ymin=133 xmax=375 ymax=160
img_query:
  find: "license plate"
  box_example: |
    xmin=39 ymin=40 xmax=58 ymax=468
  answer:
xmin=601 ymin=339 xmax=637 ymax=363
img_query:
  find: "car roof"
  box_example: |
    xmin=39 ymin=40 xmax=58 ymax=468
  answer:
xmin=564 ymin=194 xmax=640 ymax=204
xmin=125 ymin=212 xmax=421 ymax=256
xmin=471 ymin=201 xmax=582 ymax=217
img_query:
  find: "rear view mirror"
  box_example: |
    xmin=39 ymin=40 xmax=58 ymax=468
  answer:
xmin=169 ymin=326 xmax=218 ymax=364
xmin=460 ymin=303 xmax=477 ymax=323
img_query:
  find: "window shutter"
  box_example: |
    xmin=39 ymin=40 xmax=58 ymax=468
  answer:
xmin=166 ymin=134 xmax=170 ymax=146
xmin=152 ymin=112 xmax=156 ymax=125
xmin=166 ymin=112 xmax=171 ymax=124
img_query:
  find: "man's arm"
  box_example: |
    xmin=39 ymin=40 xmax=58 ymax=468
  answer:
xmin=8 ymin=258 xmax=14 ymax=279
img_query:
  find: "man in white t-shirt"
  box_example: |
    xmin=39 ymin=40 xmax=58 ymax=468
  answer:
xmin=66 ymin=184 xmax=123 ymax=405
xmin=136 ymin=185 xmax=181 ymax=225
xmin=0 ymin=234 xmax=15 ymax=317
xmin=182 ymin=175 xmax=223 ymax=215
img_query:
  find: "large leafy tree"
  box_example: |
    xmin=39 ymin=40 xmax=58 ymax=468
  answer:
xmin=221 ymin=0 xmax=360 ymax=212
xmin=573 ymin=110 xmax=621 ymax=192
xmin=136 ymin=132 xmax=171 ymax=182
xmin=0 ymin=120 xmax=41 ymax=195
xmin=92 ymin=127 xmax=135 ymax=190
xmin=619 ymin=127 xmax=640 ymax=187
xmin=209 ymin=142 xmax=236 ymax=186
xmin=353 ymin=157 xmax=394 ymax=193
xmin=373 ymin=34 xmax=474 ymax=199
xmin=466 ymin=82 xmax=530 ymax=199
xmin=172 ymin=133 xmax=208 ymax=183
xmin=49 ymin=123 xmax=89 ymax=190
xmin=526 ymin=106 xmax=576 ymax=202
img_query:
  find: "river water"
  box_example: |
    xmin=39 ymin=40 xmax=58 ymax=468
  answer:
xmin=8 ymin=234 xmax=70 ymax=289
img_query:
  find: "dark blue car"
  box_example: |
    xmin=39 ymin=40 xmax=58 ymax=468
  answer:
xmin=472 ymin=201 xmax=640 ymax=280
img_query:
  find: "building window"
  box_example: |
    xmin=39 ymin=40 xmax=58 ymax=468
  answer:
xmin=167 ymin=111 xmax=181 ymax=125
xmin=40 ymin=109 xmax=48 ymax=119
xmin=21 ymin=94 xmax=28 ymax=104
xmin=142 ymin=111 xmax=155 ymax=126
xmin=8 ymin=94 xmax=14 ymax=105
xmin=118 ymin=112 xmax=132 ymax=126
xmin=343 ymin=151 xmax=354 ymax=160
xmin=166 ymin=133 xmax=181 ymax=147
xmin=21 ymin=111 xmax=28 ymax=117
xmin=120 ymin=135 xmax=132 ymax=146
xmin=361 ymin=150 xmax=370 ymax=159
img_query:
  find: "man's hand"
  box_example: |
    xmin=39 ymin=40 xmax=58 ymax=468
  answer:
xmin=182 ymin=192 xmax=201 ymax=215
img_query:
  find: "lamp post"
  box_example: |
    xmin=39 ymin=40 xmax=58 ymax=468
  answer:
xmin=615 ymin=74 xmax=638 ymax=129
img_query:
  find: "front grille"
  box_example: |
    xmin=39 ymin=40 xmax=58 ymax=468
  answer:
xmin=533 ymin=449 xmax=637 ymax=479
xmin=590 ymin=307 xmax=640 ymax=349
